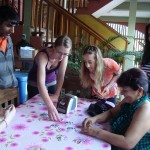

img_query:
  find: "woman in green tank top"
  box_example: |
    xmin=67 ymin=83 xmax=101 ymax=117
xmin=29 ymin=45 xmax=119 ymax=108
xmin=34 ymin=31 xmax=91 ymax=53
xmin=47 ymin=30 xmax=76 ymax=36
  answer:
xmin=81 ymin=68 xmax=150 ymax=150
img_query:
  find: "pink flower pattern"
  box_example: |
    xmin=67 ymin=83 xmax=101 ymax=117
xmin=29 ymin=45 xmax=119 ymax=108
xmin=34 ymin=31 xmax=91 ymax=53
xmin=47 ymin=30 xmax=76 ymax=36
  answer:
xmin=65 ymin=147 xmax=74 ymax=150
xmin=0 ymin=138 xmax=7 ymax=143
xmin=12 ymin=124 xmax=28 ymax=130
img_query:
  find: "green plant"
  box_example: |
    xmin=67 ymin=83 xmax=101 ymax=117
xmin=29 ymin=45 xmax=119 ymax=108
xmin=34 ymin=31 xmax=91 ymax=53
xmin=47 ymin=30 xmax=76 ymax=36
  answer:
xmin=64 ymin=37 xmax=88 ymax=97
xmin=103 ymin=50 xmax=143 ymax=64
xmin=67 ymin=36 xmax=88 ymax=75
xmin=99 ymin=35 xmax=144 ymax=64
xmin=68 ymin=50 xmax=82 ymax=75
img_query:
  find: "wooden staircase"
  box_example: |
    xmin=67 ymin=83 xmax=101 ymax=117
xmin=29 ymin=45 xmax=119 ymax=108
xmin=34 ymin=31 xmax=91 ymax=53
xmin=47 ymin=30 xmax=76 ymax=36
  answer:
xmin=1 ymin=0 xmax=128 ymax=54
xmin=30 ymin=0 xmax=128 ymax=54
xmin=76 ymin=0 xmax=112 ymax=14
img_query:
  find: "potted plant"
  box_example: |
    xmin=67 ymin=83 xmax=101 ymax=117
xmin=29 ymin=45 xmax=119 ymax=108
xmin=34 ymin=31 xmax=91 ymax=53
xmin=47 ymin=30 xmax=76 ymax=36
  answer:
xmin=62 ymin=36 xmax=90 ymax=97
xmin=99 ymin=35 xmax=144 ymax=65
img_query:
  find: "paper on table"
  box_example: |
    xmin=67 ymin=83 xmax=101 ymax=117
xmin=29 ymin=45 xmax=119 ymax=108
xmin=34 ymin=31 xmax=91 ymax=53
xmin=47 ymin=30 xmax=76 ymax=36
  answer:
xmin=0 ymin=105 xmax=16 ymax=131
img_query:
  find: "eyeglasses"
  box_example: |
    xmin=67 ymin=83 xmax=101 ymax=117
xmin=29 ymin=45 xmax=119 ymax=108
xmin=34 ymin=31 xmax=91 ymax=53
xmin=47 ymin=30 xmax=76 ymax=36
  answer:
xmin=56 ymin=51 xmax=71 ymax=57
xmin=7 ymin=20 xmax=19 ymax=27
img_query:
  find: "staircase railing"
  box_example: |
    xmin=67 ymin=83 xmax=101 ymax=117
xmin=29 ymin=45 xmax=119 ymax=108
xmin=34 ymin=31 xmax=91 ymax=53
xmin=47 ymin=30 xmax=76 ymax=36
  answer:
xmin=55 ymin=0 xmax=88 ymax=14
xmin=31 ymin=0 xmax=118 ymax=54
xmin=54 ymin=0 xmax=128 ymax=50
xmin=1 ymin=0 xmax=24 ymax=23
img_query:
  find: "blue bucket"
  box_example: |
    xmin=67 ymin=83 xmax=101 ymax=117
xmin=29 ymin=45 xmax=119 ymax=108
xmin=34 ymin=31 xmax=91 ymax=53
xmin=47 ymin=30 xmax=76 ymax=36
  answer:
xmin=15 ymin=72 xmax=28 ymax=104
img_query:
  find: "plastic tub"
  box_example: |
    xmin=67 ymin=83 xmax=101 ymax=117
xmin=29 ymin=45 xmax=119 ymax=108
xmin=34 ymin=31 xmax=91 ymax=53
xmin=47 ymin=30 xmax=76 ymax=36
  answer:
xmin=15 ymin=72 xmax=28 ymax=104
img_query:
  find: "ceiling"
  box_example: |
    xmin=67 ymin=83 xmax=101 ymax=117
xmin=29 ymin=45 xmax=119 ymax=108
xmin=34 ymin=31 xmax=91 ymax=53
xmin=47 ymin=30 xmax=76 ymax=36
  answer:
xmin=92 ymin=0 xmax=150 ymax=23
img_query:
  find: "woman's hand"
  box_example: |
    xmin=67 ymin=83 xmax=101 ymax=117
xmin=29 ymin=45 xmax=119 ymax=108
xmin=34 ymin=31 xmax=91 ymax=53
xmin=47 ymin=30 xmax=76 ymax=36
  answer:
xmin=101 ymin=86 xmax=110 ymax=97
xmin=92 ymin=86 xmax=110 ymax=99
xmin=48 ymin=105 xmax=61 ymax=122
xmin=81 ymin=124 xmax=102 ymax=138
xmin=93 ymin=88 xmax=103 ymax=99
xmin=82 ymin=117 xmax=97 ymax=128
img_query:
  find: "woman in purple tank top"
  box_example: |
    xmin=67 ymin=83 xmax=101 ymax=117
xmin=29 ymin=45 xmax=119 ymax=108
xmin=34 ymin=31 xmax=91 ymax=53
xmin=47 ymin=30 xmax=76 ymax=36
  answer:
xmin=27 ymin=35 xmax=72 ymax=122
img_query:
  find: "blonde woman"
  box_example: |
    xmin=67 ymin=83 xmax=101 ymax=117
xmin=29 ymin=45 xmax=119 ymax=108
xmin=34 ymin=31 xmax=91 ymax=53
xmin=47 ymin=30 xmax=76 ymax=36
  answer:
xmin=80 ymin=45 xmax=120 ymax=105
xmin=28 ymin=35 xmax=72 ymax=121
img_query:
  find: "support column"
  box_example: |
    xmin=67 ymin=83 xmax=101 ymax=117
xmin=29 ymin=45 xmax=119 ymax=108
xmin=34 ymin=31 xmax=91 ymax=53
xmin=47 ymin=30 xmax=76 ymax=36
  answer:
xmin=124 ymin=0 xmax=138 ymax=71
xmin=23 ymin=0 xmax=32 ymax=42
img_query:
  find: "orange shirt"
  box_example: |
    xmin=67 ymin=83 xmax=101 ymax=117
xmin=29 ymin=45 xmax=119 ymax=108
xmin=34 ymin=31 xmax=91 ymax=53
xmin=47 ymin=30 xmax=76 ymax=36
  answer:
xmin=91 ymin=58 xmax=120 ymax=99
xmin=0 ymin=37 xmax=8 ymax=53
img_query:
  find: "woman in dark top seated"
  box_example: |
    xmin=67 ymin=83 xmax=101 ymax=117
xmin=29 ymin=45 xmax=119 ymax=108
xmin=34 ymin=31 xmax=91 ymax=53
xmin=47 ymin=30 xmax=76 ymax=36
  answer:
xmin=81 ymin=68 xmax=150 ymax=150
xmin=141 ymin=23 xmax=150 ymax=98
xmin=27 ymin=35 xmax=72 ymax=122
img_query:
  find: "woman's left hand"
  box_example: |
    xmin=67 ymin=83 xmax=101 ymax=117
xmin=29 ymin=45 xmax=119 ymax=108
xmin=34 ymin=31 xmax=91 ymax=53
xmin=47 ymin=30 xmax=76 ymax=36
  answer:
xmin=49 ymin=94 xmax=59 ymax=103
xmin=93 ymin=87 xmax=109 ymax=99
xmin=93 ymin=88 xmax=103 ymax=99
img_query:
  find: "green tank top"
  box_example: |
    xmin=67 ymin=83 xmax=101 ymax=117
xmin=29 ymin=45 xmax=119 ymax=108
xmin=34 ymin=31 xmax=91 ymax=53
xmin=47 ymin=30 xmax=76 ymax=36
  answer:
xmin=110 ymin=95 xmax=150 ymax=150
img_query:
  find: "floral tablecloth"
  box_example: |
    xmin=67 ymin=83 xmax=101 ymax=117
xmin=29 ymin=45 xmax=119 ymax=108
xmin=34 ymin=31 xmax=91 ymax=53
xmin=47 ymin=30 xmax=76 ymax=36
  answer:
xmin=0 ymin=94 xmax=111 ymax=150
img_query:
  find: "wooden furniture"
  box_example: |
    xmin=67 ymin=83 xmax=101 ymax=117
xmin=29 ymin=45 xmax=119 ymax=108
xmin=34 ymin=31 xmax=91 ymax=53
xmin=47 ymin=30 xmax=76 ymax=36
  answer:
xmin=0 ymin=88 xmax=19 ymax=107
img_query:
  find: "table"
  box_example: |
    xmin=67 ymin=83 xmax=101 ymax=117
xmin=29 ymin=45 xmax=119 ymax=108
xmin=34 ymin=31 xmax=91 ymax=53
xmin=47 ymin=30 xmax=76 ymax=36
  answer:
xmin=0 ymin=94 xmax=111 ymax=150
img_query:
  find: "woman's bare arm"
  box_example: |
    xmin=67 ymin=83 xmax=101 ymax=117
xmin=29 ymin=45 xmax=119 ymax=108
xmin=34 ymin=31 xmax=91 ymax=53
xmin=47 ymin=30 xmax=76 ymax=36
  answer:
xmin=96 ymin=101 xmax=150 ymax=149
xmin=36 ymin=53 xmax=60 ymax=121
xmin=54 ymin=56 xmax=68 ymax=97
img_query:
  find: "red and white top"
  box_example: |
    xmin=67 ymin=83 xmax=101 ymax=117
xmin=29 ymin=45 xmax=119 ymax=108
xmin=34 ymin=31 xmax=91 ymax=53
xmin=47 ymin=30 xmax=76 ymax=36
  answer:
xmin=90 ymin=58 xmax=120 ymax=99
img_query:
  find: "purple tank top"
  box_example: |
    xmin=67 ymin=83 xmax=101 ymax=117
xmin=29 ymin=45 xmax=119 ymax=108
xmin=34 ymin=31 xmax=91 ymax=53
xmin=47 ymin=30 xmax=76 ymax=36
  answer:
xmin=28 ymin=48 xmax=60 ymax=83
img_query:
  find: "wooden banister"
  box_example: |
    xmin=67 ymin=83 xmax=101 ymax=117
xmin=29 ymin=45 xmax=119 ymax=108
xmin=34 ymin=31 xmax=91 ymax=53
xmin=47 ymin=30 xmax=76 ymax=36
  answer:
xmin=42 ymin=1 xmax=107 ymax=40
xmin=29 ymin=0 xmax=128 ymax=54
xmin=1 ymin=0 xmax=24 ymax=22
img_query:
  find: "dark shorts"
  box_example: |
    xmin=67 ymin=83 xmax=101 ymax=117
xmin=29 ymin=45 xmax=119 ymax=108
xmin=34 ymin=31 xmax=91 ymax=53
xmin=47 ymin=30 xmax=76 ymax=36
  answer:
xmin=27 ymin=84 xmax=56 ymax=99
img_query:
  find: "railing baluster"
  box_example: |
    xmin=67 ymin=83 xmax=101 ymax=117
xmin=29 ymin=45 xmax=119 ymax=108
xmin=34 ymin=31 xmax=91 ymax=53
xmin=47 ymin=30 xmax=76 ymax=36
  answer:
xmin=38 ymin=0 xmax=43 ymax=34
xmin=51 ymin=9 xmax=56 ymax=47
xmin=34 ymin=0 xmax=38 ymax=32
xmin=46 ymin=5 xmax=50 ymax=45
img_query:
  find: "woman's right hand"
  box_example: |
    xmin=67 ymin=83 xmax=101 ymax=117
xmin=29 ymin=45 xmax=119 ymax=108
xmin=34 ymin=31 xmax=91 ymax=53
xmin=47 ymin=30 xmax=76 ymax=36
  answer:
xmin=82 ymin=117 xmax=97 ymax=128
xmin=92 ymin=88 xmax=104 ymax=99
xmin=48 ymin=105 xmax=61 ymax=122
